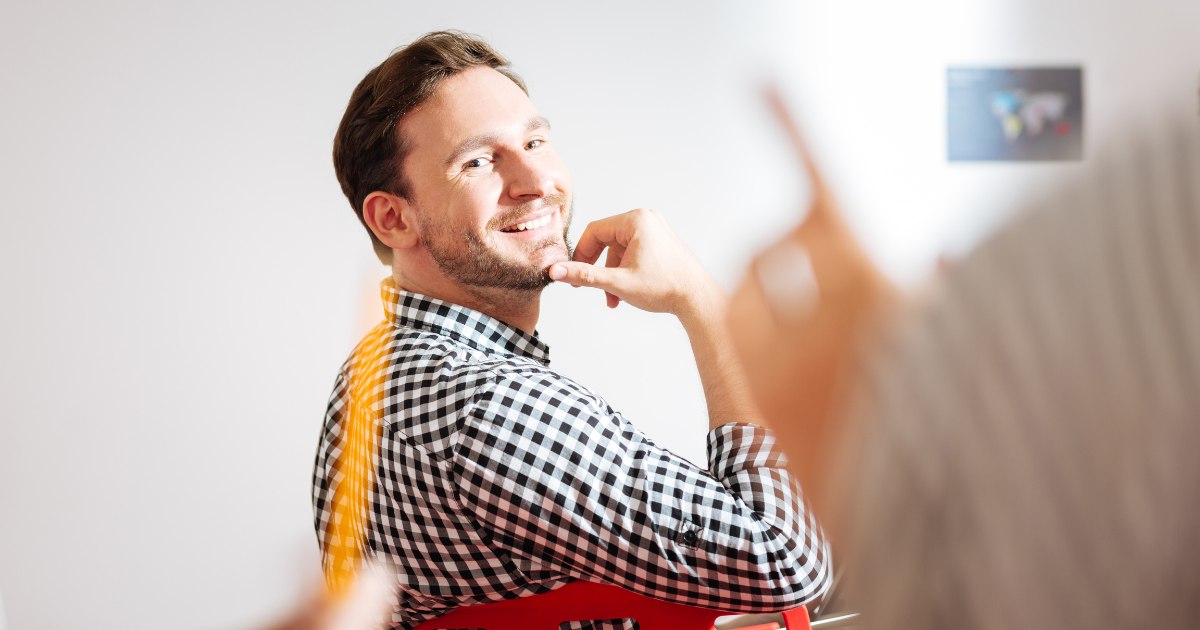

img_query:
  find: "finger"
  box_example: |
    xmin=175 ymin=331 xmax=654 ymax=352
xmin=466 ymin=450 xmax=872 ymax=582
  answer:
xmin=604 ymin=247 xmax=623 ymax=308
xmin=571 ymin=212 xmax=640 ymax=263
xmin=762 ymin=84 xmax=836 ymax=220
xmin=325 ymin=564 xmax=394 ymax=630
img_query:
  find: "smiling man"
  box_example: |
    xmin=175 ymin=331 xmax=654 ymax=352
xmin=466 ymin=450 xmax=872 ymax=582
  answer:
xmin=311 ymin=31 xmax=830 ymax=629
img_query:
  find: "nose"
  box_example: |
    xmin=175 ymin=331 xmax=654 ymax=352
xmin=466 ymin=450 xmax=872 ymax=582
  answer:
xmin=504 ymin=151 xmax=559 ymax=202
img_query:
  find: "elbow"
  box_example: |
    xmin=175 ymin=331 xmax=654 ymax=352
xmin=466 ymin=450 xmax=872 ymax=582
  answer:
xmin=753 ymin=533 xmax=833 ymax=610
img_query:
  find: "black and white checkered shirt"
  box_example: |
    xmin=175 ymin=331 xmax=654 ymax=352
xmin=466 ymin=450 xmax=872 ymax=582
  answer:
xmin=313 ymin=281 xmax=830 ymax=628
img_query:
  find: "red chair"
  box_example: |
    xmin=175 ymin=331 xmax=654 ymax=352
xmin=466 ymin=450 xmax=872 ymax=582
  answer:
xmin=413 ymin=581 xmax=811 ymax=630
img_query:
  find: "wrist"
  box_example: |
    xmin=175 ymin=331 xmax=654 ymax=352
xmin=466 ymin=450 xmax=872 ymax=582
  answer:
xmin=675 ymin=279 xmax=726 ymax=332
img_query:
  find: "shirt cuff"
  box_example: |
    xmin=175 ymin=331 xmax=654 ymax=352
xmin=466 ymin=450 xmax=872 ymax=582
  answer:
xmin=706 ymin=422 xmax=790 ymax=480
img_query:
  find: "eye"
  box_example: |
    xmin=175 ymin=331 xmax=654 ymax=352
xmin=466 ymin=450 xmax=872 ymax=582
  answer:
xmin=462 ymin=156 xmax=492 ymax=170
xmin=525 ymin=138 xmax=544 ymax=150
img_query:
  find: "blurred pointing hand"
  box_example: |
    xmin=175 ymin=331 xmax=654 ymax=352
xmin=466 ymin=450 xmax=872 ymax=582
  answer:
xmin=726 ymin=86 xmax=897 ymax=514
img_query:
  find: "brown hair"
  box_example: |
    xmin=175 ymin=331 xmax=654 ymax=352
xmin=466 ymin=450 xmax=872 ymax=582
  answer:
xmin=332 ymin=31 xmax=527 ymax=264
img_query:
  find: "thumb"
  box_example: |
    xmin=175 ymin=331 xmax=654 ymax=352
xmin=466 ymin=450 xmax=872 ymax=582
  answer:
xmin=549 ymin=261 xmax=627 ymax=293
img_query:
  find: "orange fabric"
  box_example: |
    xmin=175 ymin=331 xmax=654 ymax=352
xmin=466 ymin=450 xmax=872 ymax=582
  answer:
xmin=323 ymin=281 xmax=388 ymax=597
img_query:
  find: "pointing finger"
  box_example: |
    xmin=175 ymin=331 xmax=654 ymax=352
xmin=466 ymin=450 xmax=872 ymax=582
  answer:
xmin=763 ymin=84 xmax=837 ymax=221
xmin=572 ymin=213 xmax=641 ymax=263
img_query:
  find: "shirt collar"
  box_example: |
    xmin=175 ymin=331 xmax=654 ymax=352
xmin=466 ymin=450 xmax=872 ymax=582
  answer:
xmin=380 ymin=279 xmax=551 ymax=365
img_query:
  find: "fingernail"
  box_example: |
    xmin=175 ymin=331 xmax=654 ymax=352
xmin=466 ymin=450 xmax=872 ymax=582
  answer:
xmin=548 ymin=264 xmax=565 ymax=280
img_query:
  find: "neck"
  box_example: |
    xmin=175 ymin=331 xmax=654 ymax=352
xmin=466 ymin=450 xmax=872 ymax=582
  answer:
xmin=391 ymin=271 xmax=543 ymax=334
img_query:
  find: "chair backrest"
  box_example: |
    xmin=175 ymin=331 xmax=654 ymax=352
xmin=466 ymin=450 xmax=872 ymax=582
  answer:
xmin=413 ymin=581 xmax=811 ymax=630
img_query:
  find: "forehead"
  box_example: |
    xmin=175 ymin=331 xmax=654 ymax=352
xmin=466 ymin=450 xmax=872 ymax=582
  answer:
xmin=401 ymin=66 xmax=540 ymax=157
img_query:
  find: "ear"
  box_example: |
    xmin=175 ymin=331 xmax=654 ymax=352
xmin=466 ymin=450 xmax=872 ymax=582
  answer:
xmin=363 ymin=191 xmax=420 ymax=250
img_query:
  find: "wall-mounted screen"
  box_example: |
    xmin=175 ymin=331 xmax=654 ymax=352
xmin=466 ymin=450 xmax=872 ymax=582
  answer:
xmin=947 ymin=66 xmax=1084 ymax=162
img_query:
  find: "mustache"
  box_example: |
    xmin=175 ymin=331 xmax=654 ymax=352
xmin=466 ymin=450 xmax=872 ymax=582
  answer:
xmin=489 ymin=193 xmax=570 ymax=230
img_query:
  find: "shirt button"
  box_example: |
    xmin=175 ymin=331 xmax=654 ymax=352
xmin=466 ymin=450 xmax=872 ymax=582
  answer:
xmin=682 ymin=530 xmax=698 ymax=545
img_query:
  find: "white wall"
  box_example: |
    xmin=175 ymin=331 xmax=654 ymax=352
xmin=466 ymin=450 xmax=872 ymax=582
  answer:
xmin=0 ymin=1 xmax=1196 ymax=628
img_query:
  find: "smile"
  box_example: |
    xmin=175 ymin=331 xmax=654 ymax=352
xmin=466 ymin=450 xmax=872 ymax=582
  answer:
xmin=500 ymin=209 xmax=556 ymax=233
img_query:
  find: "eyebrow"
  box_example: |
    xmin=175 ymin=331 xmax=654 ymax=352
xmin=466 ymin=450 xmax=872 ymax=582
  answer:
xmin=443 ymin=116 xmax=551 ymax=167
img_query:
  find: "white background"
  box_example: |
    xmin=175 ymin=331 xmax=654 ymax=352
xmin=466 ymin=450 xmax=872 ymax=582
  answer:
xmin=1 ymin=1 xmax=1196 ymax=628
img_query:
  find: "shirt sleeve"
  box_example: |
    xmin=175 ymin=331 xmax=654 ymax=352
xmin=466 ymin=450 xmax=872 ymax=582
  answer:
xmin=449 ymin=369 xmax=831 ymax=612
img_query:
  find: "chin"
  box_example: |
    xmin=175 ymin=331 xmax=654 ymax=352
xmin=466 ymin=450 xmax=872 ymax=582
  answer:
xmin=542 ymin=249 xmax=571 ymax=268
xmin=529 ymin=239 xmax=570 ymax=266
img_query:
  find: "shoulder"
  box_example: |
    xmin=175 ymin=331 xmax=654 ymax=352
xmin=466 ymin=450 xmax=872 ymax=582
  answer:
xmin=459 ymin=363 xmax=631 ymax=452
xmin=468 ymin=362 xmax=614 ymax=424
xmin=336 ymin=325 xmax=619 ymax=453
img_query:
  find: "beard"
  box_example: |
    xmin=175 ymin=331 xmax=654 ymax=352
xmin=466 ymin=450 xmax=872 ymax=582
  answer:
xmin=420 ymin=195 xmax=574 ymax=292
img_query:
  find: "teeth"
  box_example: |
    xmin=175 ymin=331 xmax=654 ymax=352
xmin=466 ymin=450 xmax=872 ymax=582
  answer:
xmin=511 ymin=214 xmax=552 ymax=232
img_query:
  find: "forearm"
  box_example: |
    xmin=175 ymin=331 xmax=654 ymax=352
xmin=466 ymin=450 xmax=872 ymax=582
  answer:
xmin=677 ymin=281 xmax=765 ymax=431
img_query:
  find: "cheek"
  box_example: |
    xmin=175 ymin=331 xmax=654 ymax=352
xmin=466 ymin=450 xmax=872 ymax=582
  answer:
xmin=443 ymin=185 xmax=499 ymax=228
xmin=544 ymin=150 xmax=572 ymax=190
xmin=557 ymin=164 xmax=573 ymax=191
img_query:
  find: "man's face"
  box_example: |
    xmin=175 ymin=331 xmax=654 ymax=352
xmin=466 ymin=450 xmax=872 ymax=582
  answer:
xmin=398 ymin=66 xmax=573 ymax=292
